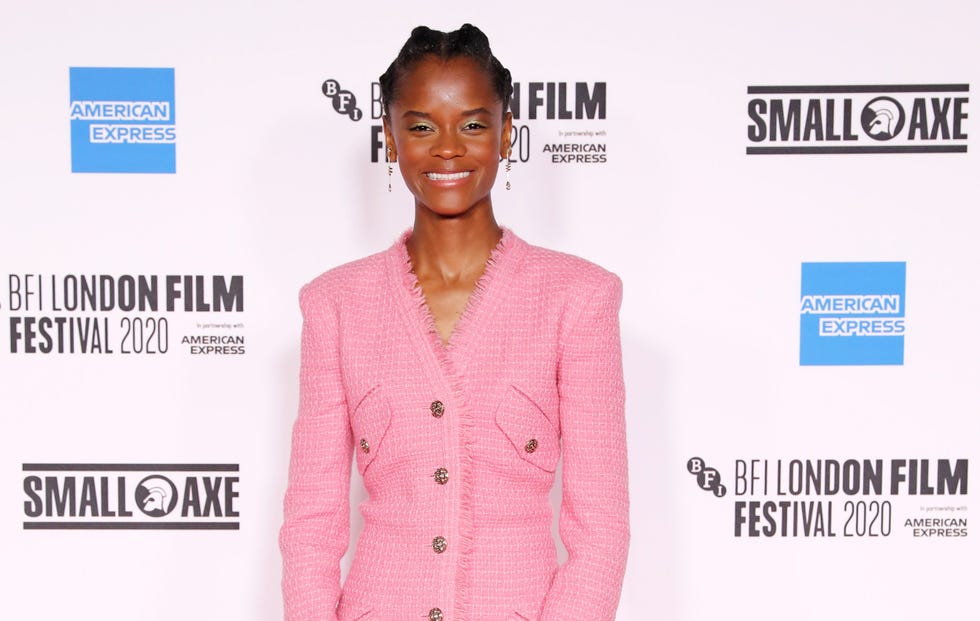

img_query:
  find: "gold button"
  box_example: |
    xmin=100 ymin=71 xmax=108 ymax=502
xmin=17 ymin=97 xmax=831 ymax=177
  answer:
xmin=430 ymin=400 xmax=445 ymax=418
xmin=432 ymin=535 xmax=447 ymax=553
xmin=524 ymin=438 xmax=539 ymax=453
xmin=433 ymin=467 xmax=449 ymax=485
xmin=428 ymin=609 xmax=443 ymax=621
xmin=359 ymin=438 xmax=370 ymax=453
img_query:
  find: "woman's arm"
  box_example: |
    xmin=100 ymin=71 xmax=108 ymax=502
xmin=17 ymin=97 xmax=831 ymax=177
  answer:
xmin=280 ymin=284 xmax=352 ymax=621
xmin=540 ymin=272 xmax=630 ymax=620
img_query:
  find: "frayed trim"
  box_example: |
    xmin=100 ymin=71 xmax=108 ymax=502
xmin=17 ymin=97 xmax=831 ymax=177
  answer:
xmin=393 ymin=227 xmax=516 ymax=621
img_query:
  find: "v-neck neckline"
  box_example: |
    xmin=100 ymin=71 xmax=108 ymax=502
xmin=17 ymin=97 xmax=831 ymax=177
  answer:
xmin=389 ymin=226 xmax=519 ymax=356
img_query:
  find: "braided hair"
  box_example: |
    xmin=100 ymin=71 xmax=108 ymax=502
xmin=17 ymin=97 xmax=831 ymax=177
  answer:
xmin=379 ymin=24 xmax=513 ymax=118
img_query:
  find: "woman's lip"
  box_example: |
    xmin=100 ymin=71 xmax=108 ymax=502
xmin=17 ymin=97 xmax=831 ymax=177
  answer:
xmin=424 ymin=171 xmax=471 ymax=181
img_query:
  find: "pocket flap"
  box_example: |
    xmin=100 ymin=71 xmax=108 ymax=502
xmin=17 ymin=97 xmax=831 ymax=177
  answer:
xmin=494 ymin=385 xmax=560 ymax=472
xmin=350 ymin=385 xmax=392 ymax=473
xmin=336 ymin=597 xmax=374 ymax=621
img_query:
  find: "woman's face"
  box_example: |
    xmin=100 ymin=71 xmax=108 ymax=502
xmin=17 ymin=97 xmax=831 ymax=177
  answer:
xmin=383 ymin=55 xmax=512 ymax=219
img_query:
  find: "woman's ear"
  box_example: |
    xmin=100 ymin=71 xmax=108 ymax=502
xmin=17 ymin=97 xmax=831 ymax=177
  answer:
xmin=499 ymin=111 xmax=513 ymax=160
xmin=382 ymin=115 xmax=397 ymax=162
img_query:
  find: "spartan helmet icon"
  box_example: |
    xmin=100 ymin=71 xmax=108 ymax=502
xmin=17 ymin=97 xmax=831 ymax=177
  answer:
xmin=861 ymin=96 xmax=905 ymax=140
xmin=141 ymin=486 xmax=169 ymax=513
xmin=136 ymin=475 xmax=178 ymax=517
xmin=868 ymin=104 xmax=897 ymax=136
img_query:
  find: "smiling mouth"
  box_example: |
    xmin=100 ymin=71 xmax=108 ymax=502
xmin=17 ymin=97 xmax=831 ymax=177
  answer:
xmin=425 ymin=171 xmax=471 ymax=181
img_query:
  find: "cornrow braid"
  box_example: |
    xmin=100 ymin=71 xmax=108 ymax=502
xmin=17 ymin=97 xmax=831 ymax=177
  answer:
xmin=379 ymin=23 xmax=513 ymax=118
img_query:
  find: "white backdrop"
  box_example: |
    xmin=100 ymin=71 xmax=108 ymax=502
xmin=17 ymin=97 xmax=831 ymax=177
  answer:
xmin=2 ymin=1 xmax=978 ymax=619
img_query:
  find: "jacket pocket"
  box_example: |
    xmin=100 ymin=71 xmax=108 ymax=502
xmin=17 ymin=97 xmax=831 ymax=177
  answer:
xmin=510 ymin=612 xmax=532 ymax=621
xmin=343 ymin=609 xmax=374 ymax=621
xmin=350 ymin=385 xmax=392 ymax=474
xmin=336 ymin=590 xmax=374 ymax=620
xmin=337 ymin=603 xmax=374 ymax=621
xmin=494 ymin=385 xmax=560 ymax=473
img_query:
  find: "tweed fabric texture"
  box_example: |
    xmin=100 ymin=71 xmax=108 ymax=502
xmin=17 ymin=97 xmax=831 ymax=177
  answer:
xmin=281 ymin=228 xmax=629 ymax=621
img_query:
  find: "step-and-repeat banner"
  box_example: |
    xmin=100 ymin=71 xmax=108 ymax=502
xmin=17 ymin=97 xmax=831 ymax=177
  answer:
xmin=2 ymin=1 xmax=977 ymax=619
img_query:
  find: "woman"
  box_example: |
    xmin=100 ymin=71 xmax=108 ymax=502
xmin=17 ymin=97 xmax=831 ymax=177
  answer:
xmin=281 ymin=24 xmax=629 ymax=621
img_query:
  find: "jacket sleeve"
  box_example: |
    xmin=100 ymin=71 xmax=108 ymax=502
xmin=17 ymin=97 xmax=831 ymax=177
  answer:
xmin=280 ymin=284 xmax=353 ymax=621
xmin=540 ymin=272 xmax=630 ymax=620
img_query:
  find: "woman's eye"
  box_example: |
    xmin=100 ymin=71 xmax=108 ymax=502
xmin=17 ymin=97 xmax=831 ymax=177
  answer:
xmin=408 ymin=124 xmax=433 ymax=132
xmin=463 ymin=122 xmax=486 ymax=130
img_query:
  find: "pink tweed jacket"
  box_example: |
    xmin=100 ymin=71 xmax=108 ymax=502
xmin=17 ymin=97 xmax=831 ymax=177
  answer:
xmin=280 ymin=228 xmax=629 ymax=621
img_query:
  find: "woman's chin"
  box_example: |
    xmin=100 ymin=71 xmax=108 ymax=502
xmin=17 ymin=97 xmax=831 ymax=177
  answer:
xmin=414 ymin=196 xmax=493 ymax=220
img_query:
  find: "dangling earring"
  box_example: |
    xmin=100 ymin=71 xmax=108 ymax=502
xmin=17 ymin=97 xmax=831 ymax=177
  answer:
xmin=505 ymin=148 xmax=512 ymax=191
xmin=386 ymin=147 xmax=393 ymax=192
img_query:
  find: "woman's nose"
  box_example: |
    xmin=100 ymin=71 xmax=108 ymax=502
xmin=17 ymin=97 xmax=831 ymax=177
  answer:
xmin=430 ymin=131 xmax=465 ymax=158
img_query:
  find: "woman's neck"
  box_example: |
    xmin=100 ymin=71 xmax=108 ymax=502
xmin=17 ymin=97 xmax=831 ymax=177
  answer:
xmin=407 ymin=207 xmax=502 ymax=284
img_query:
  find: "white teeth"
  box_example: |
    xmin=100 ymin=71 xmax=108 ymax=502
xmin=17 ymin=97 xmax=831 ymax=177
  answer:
xmin=426 ymin=171 xmax=470 ymax=181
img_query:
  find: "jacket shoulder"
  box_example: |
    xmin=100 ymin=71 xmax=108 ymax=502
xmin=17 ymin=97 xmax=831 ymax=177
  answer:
xmin=299 ymin=250 xmax=387 ymax=307
xmin=521 ymin=241 xmax=621 ymax=292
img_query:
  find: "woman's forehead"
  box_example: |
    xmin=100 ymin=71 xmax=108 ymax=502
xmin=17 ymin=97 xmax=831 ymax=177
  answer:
xmin=392 ymin=56 xmax=501 ymax=112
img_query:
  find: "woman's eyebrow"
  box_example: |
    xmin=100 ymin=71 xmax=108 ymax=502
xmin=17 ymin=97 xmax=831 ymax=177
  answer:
xmin=401 ymin=107 xmax=493 ymax=119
